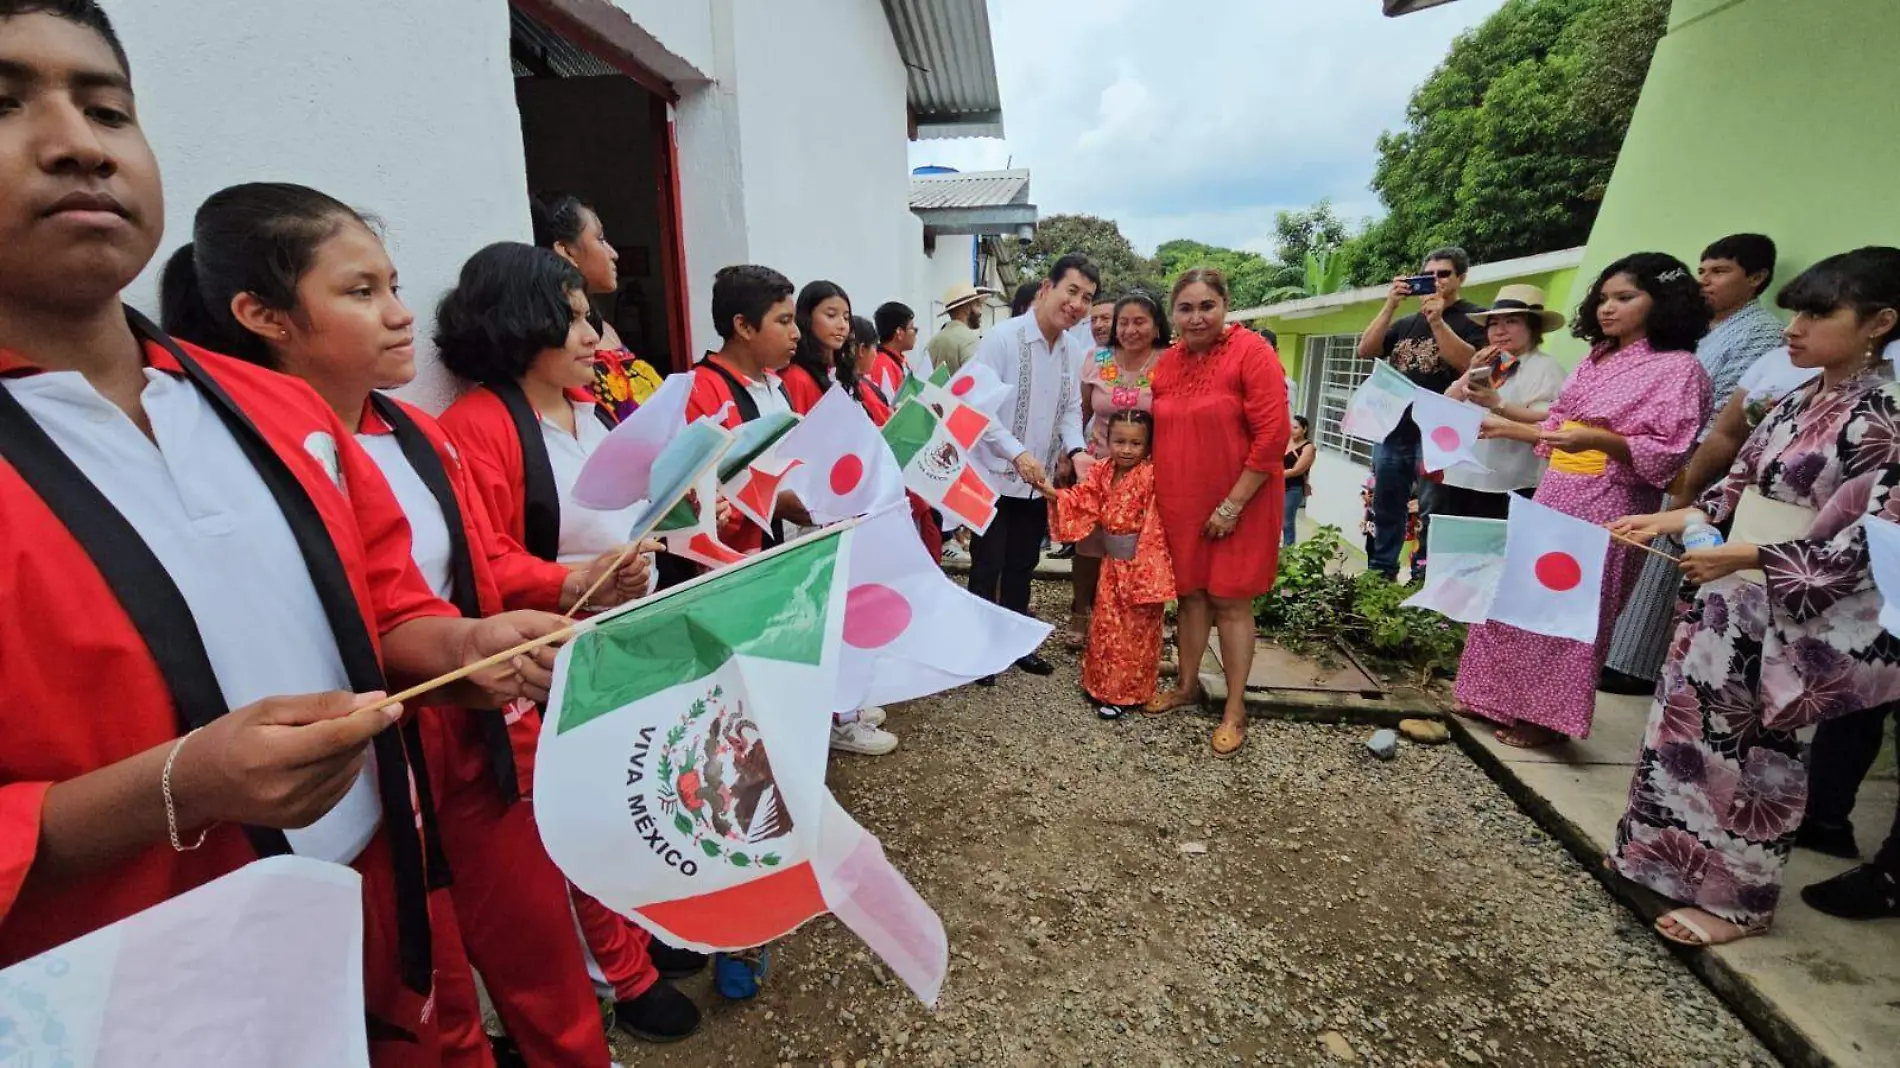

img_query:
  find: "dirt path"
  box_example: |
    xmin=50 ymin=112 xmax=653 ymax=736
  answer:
xmin=616 ymin=585 xmax=1773 ymax=1067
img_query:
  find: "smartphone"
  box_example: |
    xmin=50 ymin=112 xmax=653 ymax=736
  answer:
xmin=1402 ymin=273 xmax=1439 ymax=297
xmin=1468 ymin=365 xmax=1493 ymax=387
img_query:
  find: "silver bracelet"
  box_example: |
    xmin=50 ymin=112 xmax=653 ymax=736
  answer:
xmin=1215 ymin=500 xmax=1244 ymax=520
xmin=164 ymin=727 xmax=209 ymax=852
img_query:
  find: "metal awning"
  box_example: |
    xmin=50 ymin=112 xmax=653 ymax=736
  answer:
xmin=882 ymin=0 xmax=1004 ymax=140
xmin=910 ymin=169 xmax=1035 ymax=237
xmin=1383 ymin=0 xmax=1464 ymax=15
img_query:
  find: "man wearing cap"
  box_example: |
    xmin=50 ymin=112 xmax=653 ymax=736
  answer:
xmin=1441 ymin=285 xmax=1569 ymax=518
xmin=929 ymin=281 xmax=993 ymax=376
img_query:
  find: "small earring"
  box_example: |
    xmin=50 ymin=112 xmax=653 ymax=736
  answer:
xmin=279 ymin=329 xmax=289 ymax=339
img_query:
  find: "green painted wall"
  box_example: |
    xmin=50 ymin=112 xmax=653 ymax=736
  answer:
xmin=1254 ymin=264 xmax=1580 ymax=395
xmin=1569 ymin=0 xmax=1900 ymax=359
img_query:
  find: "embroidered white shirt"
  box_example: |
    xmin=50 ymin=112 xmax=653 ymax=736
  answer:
xmin=969 ymin=313 xmax=1088 ymax=500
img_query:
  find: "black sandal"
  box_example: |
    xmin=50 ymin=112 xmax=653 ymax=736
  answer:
xmin=1097 ymin=703 xmax=1125 ymax=720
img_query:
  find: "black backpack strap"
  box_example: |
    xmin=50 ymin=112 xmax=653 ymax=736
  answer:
xmin=137 ymin=311 xmax=434 ymax=994
xmin=701 ymin=358 xmax=762 ymax=423
xmin=486 ymin=381 xmax=562 ymax=562
xmin=0 ymin=361 xmax=294 ymax=868
xmin=369 ymin=394 xmax=520 ymax=806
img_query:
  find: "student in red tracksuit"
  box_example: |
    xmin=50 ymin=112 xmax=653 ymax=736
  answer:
xmin=0 ymin=11 xmax=570 ymax=1066
xmin=684 ymin=264 xmax=808 ymax=555
xmin=156 ymin=184 xmax=653 ymax=1066
xmin=434 ymin=243 xmax=702 ymax=1043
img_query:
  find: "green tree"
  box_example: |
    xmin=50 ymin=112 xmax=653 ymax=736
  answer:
xmin=1155 ymin=239 xmax=1285 ymax=310
xmin=1018 ymin=213 xmax=1163 ymax=298
xmin=1349 ymin=0 xmax=1670 ymax=283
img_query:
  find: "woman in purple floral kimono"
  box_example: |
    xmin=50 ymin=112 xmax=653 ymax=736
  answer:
xmin=1607 ymin=248 xmax=1900 ymax=946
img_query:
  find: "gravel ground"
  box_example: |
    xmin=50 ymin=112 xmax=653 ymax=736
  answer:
xmin=612 ymin=583 xmax=1775 ymax=1068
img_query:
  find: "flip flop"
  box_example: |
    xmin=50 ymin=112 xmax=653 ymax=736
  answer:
xmin=1655 ymin=908 xmax=1752 ymax=948
xmin=1211 ymin=722 xmax=1246 ymax=758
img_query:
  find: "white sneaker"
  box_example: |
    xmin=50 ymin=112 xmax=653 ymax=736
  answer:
xmin=830 ymin=720 xmax=899 ymax=756
xmin=858 ymin=706 xmax=887 ymax=727
xmin=940 ymin=543 xmax=969 ymax=562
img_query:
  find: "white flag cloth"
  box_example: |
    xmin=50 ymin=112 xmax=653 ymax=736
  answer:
xmin=775 ymin=385 xmax=906 ymax=524
xmin=835 ymin=504 xmax=1052 ymax=712
xmin=1410 ymin=388 xmax=1490 ymax=474
xmin=533 ymin=528 xmax=948 ymax=1004
xmin=1340 ymin=361 xmax=1416 ymax=443
xmin=1401 ymin=516 xmax=1507 ymax=623
xmin=0 ymin=857 xmax=369 ymax=1068
xmin=1863 ymin=515 xmax=1900 ymax=635
xmin=1487 ymin=494 xmax=1611 ymax=643
xmin=571 ymin=372 xmax=693 ymax=510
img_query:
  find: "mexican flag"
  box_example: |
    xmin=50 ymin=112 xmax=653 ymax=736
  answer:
xmin=627 ymin=418 xmax=743 ymax=569
xmin=0 ymin=857 xmax=371 ymax=1067
xmin=836 ymin=504 xmax=1051 ymax=712
xmin=906 ymin=364 xmax=1004 ymax=450
xmin=534 ymin=529 xmax=947 ymax=1003
xmin=718 ymin=411 xmax=801 ymax=530
xmin=883 ymin=398 xmax=999 ymax=534
xmin=1340 ymin=361 xmax=1416 ymax=443
xmin=1487 ymin=494 xmax=1610 ymax=643
xmin=1402 ymin=516 xmax=1507 ymax=623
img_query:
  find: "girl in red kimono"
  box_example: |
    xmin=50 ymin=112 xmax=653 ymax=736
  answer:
xmin=1039 ymin=410 xmax=1176 ymax=718
xmin=157 ymin=182 xmax=666 ymax=1064
xmin=433 ymin=244 xmax=703 ymax=1043
xmin=531 ymin=193 xmax=665 ymax=422
xmin=0 ymin=11 xmax=570 ymax=1066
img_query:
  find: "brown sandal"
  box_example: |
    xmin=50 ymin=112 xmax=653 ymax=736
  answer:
xmin=1212 ymin=722 xmax=1246 ymax=757
xmin=1064 ymin=611 xmax=1090 ymax=651
xmin=1142 ymin=689 xmax=1201 ymax=716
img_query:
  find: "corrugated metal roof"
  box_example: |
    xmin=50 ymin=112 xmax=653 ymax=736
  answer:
xmin=511 ymin=7 xmax=620 ymax=79
xmin=882 ymin=0 xmax=1005 ymax=140
xmin=909 ymin=169 xmax=1030 ymax=210
xmin=1384 ymin=0 xmax=1464 ymax=15
xmin=1227 ymin=246 xmax=1587 ymax=322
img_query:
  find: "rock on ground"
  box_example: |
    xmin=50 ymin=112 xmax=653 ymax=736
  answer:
xmin=610 ymin=583 xmax=1774 ymax=1067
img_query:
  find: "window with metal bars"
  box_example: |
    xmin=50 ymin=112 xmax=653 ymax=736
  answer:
xmin=1308 ymin=334 xmax=1377 ymax=465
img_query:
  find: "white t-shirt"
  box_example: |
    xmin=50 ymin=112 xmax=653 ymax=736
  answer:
xmin=1442 ymin=351 xmax=1569 ymax=493
xmin=4 ymin=369 xmax=379 ymax=864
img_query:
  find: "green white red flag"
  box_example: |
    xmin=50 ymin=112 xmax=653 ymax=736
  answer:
xmin=882 ymin=397 xmax=999 ymax=534
xmin=534 ymin=529 xmax=948 ymax=1004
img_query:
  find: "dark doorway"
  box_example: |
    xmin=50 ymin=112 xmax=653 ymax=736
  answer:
xmin=511 ymin=5 xmax=688 ymax=371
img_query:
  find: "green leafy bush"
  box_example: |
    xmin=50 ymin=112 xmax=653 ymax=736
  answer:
xmin=1254 ymin=526 xmax=1466 ymax=680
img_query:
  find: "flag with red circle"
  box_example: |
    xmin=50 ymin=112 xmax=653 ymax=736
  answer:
xmin=834 ymin=504 xmax=1052 ymax=713
xmin=771 ymin=385 xmax=907 ymax=525
xmin=1409 ymin=388 xmax=1490 ymax=474
xmin=1487 ymin=494 xmax=1609 ymax=643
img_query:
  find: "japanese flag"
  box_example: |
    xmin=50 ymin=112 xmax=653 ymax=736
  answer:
xmin=1863 ymin=516 xmax=1900 ymax=635
xmin=1487 ymin=495 xmax=1610 ymax=643
xmin=1411 ymin=389 xmax=1490 ymax=474
xmin=775 ymin=385 xmax=906 ymax=523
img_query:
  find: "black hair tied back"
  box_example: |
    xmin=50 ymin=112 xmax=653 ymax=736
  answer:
xmin=157 ymin=182 xmax=367 ymax=367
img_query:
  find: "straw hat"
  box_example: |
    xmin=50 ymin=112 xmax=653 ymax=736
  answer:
xmin=940 ymin=281 xmax=998 ymax=316
xmin=1467 ymin=284 xmax=1565 ymax=332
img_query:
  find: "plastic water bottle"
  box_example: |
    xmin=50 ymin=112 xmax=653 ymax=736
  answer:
xmin=1681 ymin=510 xmax=1725 ymax=551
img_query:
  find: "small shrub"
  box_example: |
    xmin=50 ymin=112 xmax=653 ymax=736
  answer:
xmin=1254 ymin=525 xmax=1465 ymax=681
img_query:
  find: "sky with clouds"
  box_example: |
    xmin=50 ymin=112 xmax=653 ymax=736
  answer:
xmin=908 ymin=0 xmax=1508 ymax=257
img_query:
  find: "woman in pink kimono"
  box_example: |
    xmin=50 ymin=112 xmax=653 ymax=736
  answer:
xmin=1454 ymin=254 xmax=1713 ymax=747
xmin=1607 ymin=248 xmax=1900 ymax=945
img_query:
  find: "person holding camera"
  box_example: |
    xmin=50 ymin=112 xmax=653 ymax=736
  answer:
xmin=1441 ymin=285 xmax=1569 ymax=518
xmin=1355 ymin=247 xmax=1487 ymax=579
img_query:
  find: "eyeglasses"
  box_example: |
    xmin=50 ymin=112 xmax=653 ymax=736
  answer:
xmin=1429 ymin=269 xmax=1456 ymax=279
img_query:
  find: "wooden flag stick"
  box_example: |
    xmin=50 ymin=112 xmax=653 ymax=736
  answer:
xmin=564 ymin=541 xmax=643 ymax=621
xmin=377 ymin=621 xmax=580 ymax=712
xmin=1603 ymin=526 xmax=1681 ymax=565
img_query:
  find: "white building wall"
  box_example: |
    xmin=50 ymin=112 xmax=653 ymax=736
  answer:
xmin=726 ymin=0 xmax=918 ymax=327
xmin=102 ymin=0 xmax=533 ymax=412
xmin=913 ymin=234 xmax=978 ymax=357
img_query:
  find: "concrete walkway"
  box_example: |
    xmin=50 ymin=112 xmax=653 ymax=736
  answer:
xmin=1452 ymin=694 xmax=1900 ymax=1068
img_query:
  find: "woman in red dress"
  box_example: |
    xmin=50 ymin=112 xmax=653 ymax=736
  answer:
xmin=1144 ymin=268 xmax=1290 ymax=756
